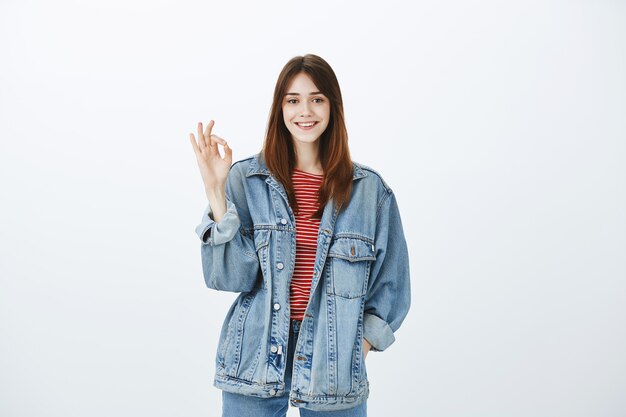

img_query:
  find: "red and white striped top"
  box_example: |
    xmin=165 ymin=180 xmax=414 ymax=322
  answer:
xmin=290 ymin=168 xmax=324 ymax=320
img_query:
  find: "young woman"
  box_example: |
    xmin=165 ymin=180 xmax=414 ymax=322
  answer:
xmin=189 ymin=54 xmax=411 ymax=417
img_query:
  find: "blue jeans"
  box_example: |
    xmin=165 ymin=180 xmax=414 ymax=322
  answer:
xmin=222 ymin=319 xmax=367 ymax=417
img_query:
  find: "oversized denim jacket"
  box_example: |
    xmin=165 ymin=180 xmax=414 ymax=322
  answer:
xmin=195 ymin=152 xmax=411 ymax=412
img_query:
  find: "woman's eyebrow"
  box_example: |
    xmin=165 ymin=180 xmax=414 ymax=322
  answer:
xmin=285 ymin=91 xmax=324 ymax=96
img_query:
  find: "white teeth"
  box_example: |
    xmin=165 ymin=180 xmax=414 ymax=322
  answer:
xmin=297 ymin=122 xmax=315 ymax=127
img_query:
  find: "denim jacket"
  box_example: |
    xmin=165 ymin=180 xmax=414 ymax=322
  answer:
xmin=195 ymin=152 xmax=411 ymax=412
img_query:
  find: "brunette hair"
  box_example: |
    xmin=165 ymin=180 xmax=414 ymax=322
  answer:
xmin=262 ymin=54 xmax=353 ymax=219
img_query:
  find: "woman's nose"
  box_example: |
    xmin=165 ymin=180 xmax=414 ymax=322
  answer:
xmin=299 ymin=101 xmax=311 ymax=117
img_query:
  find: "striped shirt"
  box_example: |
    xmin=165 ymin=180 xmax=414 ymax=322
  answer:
xmin=290 ymin=168 xmax=324 ymax=320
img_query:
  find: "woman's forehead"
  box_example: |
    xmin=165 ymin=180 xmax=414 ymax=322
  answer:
xmin=285 ymin=72 xmax=322 ymax=93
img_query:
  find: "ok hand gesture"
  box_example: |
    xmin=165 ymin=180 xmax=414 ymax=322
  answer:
xmin=189 ymin=120 xmax=232 ymax=192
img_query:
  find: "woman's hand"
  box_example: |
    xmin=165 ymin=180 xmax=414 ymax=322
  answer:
xmin=189 ymin=120 xmax=232 ymax=192
xmin=189 ymin=120 xmax=232 ymax=221
xmin=363 ymin=337 xmax=372 ymax=359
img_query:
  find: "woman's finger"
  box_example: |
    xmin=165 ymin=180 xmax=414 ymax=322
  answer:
xmin=189 ymin=133 xmax=201 ymax=155
xmin=223 ymin=142 xmax=233 ymax=164
xmin=210 ymin=134 xmax=229 ymax=159
xmin=197 ymin=122 xmax=207 ymax=149
xmin=211 ymin=134 xmax=227 ymax=145
xmin=203 ymin=120 xmax=215 ymax=149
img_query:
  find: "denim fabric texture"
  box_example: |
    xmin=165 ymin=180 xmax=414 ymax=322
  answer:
xmin=222 ymin=319 xmax=367 ymax=416
xmin=195 ymin=152 xmax=411 ymax=412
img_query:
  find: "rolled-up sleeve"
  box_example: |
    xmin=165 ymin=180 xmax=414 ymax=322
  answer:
xmin=363 ymin=190 xmax=411 ymax=352
xmin=195 ymin=197 xmax=241 ymax=245
xmin=194 ymin=163 xmax=261 ymax=293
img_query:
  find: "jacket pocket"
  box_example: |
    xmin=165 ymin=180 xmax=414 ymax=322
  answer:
xmin=217 ymin=289 xmax=259 ymax=377
xmin=216 ymin=304 xmax=236 ymax=369
xmin=326 ymin=236 xmax=376 ymax=299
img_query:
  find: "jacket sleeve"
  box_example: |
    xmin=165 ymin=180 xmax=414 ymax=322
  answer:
xmin=194 ymin=163 xmax=261 ymax=292
xmin=363 ymin=189 xmax=411 ymax=352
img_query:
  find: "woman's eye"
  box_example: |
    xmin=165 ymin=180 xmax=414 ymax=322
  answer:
xmin=286 ymin=97 xmax=324 ymax=104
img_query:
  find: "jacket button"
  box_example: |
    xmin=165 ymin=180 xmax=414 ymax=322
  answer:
xmin=297 ymin=355 xmax=307 ymax=361
xmin=276 ymin=262 xmax=284 ymax=270
xmin=280 ymin=218 xmax=287 ymax=225
xmin=273 ymin=303 xmax=281 ymax=310
xmin=269 ymin=388 xmax=277 ymax=396
xmin=270 ymin=345 xmax=278 ymax=353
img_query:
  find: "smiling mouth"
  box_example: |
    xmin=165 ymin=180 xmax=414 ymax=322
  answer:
xmin=295 ymin=122 xmax=318 ymax=128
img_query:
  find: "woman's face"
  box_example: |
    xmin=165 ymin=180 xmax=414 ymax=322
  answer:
xmin=282 ymin=72 xmax=330 ymax=146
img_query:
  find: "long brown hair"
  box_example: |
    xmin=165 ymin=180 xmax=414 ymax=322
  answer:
xmin=262 ymin=54 xmax=353 ymax=219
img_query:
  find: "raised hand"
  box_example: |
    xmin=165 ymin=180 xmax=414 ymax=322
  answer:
xmin=189 ymin=120 xmax=232 ymax=191
xmin=189 ymin=120 xmax=232 ymax=221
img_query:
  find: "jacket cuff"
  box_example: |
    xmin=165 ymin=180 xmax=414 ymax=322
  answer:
xmin=194 ymin=199 xmax=241 ymax=245
xmin=363 ymin=312 xmax=396 ymax=352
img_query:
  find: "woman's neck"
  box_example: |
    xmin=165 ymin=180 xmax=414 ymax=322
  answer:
xmin=293 ymin=141 xmax=323 ymax=175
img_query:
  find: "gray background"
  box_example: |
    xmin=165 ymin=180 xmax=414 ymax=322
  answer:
xmin=1 ymin=0 xmax=625 ymax=416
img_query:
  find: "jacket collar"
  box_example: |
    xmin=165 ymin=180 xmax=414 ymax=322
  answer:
xmin=245 ymin=152 xmax=367 ymax=180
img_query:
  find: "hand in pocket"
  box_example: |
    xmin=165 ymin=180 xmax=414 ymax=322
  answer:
xmin=363 ymin=337 xmax=372 ymax=359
